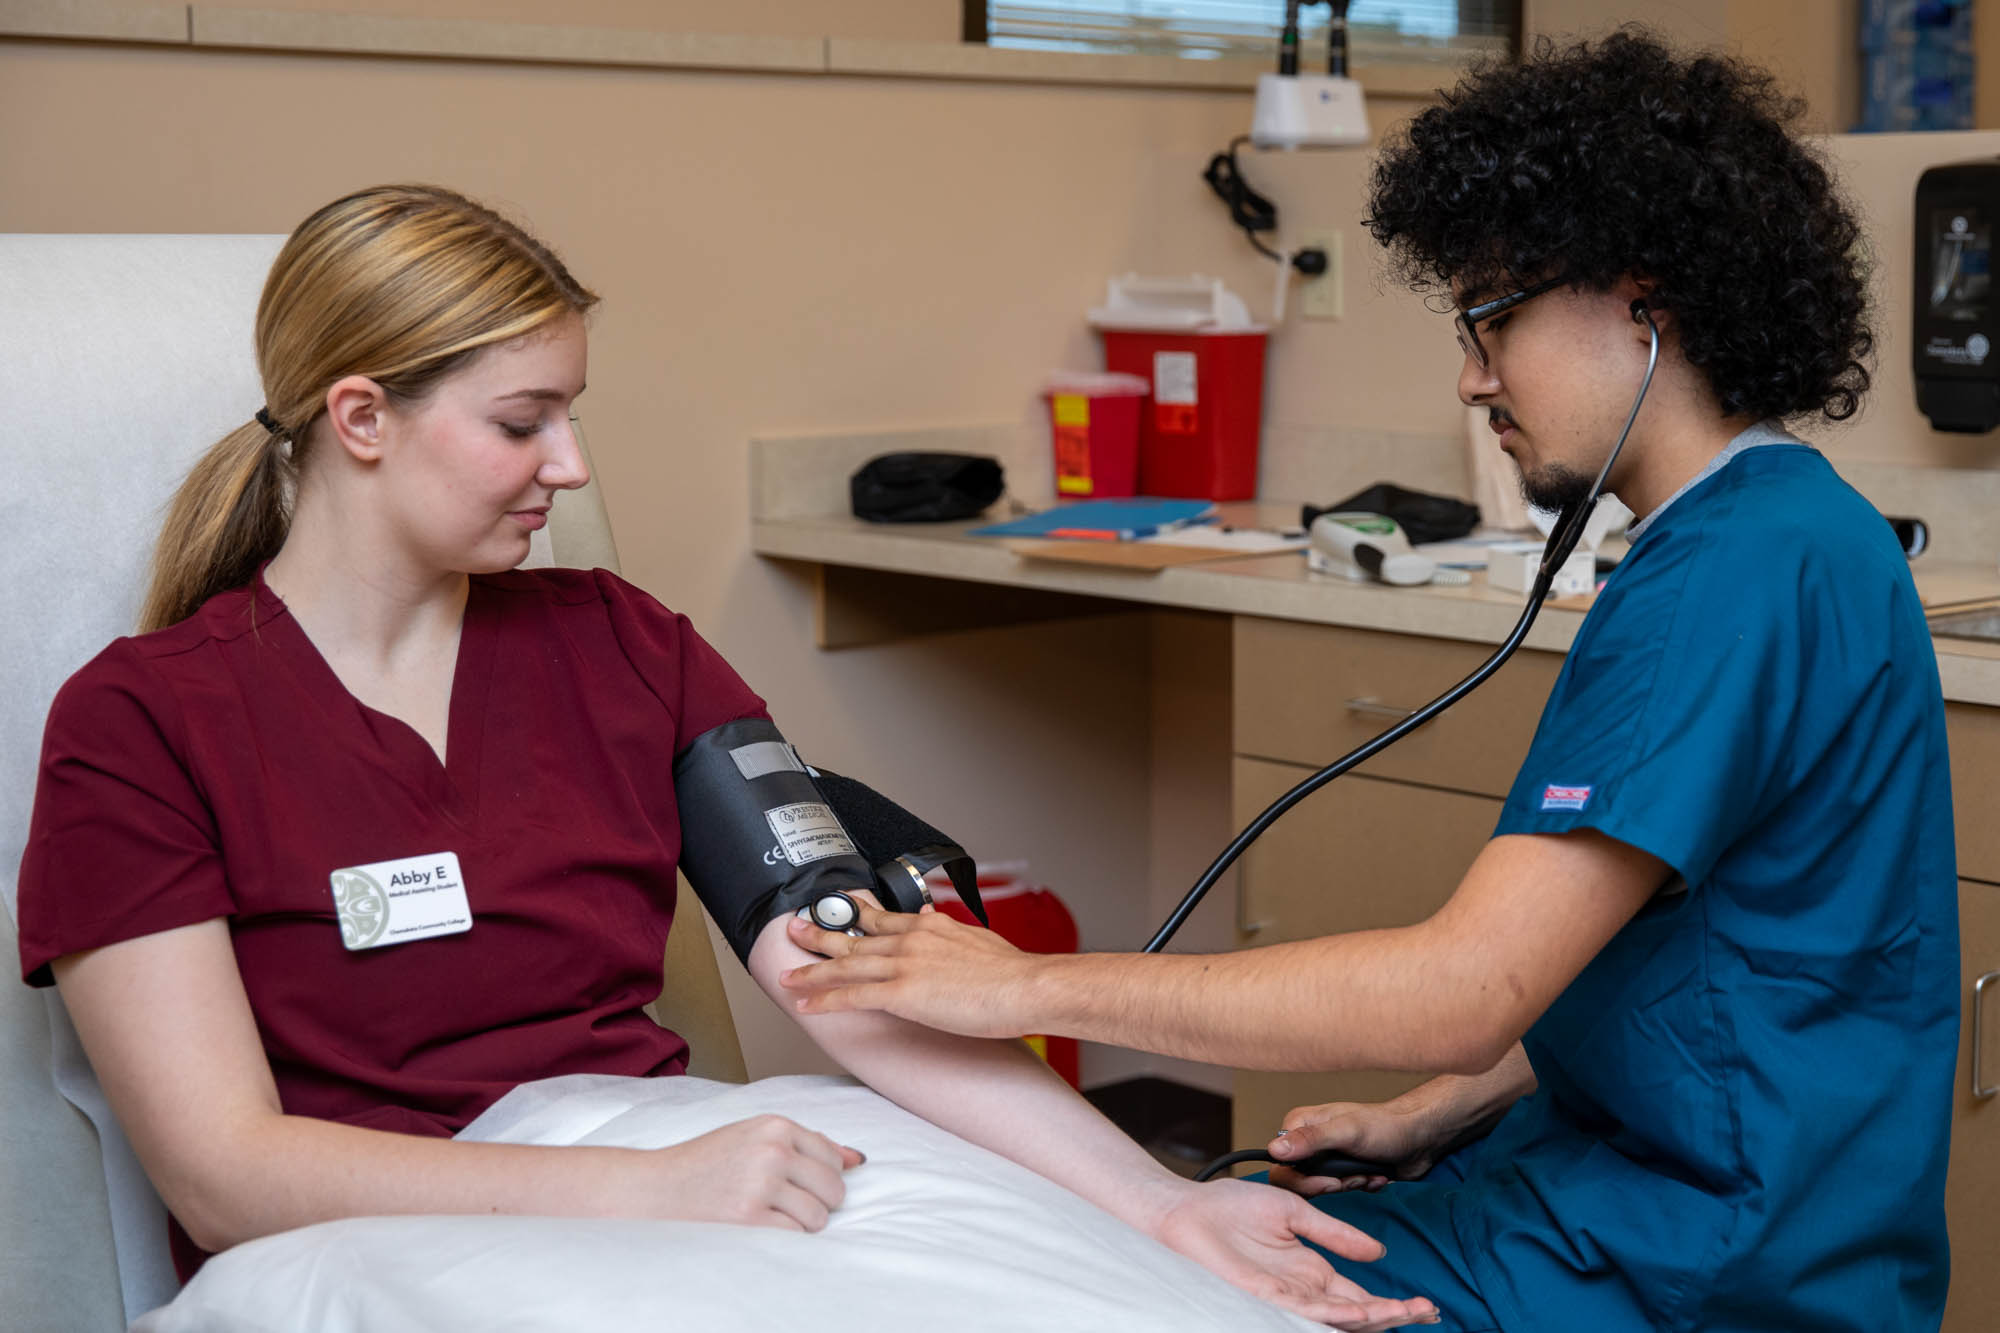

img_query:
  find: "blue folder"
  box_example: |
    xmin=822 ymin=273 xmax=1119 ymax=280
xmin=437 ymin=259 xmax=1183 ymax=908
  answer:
xmin=968 ymin=498 xmax=1216 ymax=541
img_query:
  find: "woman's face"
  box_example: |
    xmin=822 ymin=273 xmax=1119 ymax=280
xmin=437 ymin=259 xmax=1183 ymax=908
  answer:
xmin=380 ymin=312 xmax=591 ymax=575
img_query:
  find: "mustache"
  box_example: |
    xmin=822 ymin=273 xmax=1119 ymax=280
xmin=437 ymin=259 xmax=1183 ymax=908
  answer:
xmin=1488 ymin=406 xmax=1519 ymax=430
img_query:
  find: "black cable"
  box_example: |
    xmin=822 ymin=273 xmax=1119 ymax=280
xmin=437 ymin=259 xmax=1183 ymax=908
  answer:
xmin=1145 ymin=307 xmax=1658 ymax=956
xmin=1194 ymin=1147 xmax=1389 ymax=1182
xmin=1143 ymin=565 xmax=1556 ymax=954
xmin=1202 ymin=136 xmax=1327 ymax=275
xmin=1203 ymin=136 xmax=1275 ymax=239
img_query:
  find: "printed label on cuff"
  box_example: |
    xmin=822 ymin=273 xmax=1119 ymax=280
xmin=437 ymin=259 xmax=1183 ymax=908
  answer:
xmin=765 ymin=802 xmax=857 ymax=866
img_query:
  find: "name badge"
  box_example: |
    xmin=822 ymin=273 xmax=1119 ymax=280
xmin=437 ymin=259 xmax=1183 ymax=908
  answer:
xmin=329 ymin=851 xmax=472 ymax=950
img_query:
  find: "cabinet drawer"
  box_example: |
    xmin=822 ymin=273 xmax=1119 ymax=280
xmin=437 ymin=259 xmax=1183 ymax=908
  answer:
xmin=1946 ymin=877 xmax=2000 ymax=1333
xmin=1230 ymin=757 xmax=1500 ymax=1145
xmin=1233 ymin=757 xmax=1501 ymax=944
xmin=1949 ymin=704 xmax=2000 ymax=885
xmin=1233 ymin=617 xmax=1563 ymax=799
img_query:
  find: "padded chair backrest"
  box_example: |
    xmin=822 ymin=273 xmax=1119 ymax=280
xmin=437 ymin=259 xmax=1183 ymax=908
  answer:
xmin=0 ymin=234 xmax=744 ymax=1329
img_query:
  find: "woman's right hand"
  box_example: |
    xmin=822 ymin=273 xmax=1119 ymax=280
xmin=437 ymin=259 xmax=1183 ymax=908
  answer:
xmin=644 ymin=1114 xmax=865 ymax=1232
xmin=1264 ymin=1097 xmax=1447 ymax=1198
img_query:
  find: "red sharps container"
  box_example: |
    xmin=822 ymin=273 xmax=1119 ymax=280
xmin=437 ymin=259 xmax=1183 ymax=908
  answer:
xmin=927 ymin=862 xmax=1081 ymax=1088
xmin=1089 ymin=275 xmax=1269 ymax=501
xmin=1042 ymin=372 xmax=1148 ymax=498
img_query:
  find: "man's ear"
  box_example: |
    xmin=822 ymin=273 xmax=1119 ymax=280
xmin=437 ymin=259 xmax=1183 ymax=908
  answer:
xmin=1619 ymin=276 xmax=1669 ymax=338
xmin=323 ymin=375 xmax=391 ymax=462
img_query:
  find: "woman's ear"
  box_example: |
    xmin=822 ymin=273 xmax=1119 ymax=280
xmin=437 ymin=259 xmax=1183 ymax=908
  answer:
xmin=323 ymin=375 xmax=390 ymax=463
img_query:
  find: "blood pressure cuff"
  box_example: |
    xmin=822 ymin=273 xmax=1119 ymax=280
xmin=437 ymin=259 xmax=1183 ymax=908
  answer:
xmin=673 ymin=718 xmax=986 ymax=963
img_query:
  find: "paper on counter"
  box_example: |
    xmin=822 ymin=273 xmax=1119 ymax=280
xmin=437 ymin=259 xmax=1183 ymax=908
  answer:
xmin=1142 ymin=526 xmax=1308 ymax=554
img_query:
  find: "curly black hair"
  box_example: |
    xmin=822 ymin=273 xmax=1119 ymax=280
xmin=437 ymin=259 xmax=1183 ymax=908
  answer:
xmin=1366 ymin=28 xmax=1872 ymax=422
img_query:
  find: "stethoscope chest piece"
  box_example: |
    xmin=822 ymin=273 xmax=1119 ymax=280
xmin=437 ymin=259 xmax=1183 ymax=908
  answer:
xmin=799 ymin=891 xmax=866 ymax=936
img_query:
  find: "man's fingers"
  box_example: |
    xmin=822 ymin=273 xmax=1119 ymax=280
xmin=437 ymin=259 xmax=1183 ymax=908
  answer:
xmin=781 ymin=953 xmax=898 ymax=991
xmin=792 ymin=979 xmax=899 ymax=1016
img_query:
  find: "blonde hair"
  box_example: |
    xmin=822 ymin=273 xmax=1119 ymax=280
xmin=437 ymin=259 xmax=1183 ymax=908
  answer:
xmin=139 ymin=184 xmax=598 ymax=632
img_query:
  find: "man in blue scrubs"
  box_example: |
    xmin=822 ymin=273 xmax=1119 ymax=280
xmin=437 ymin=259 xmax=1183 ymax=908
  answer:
xmin=784 ymin=31 xmax=1957 ymax=1332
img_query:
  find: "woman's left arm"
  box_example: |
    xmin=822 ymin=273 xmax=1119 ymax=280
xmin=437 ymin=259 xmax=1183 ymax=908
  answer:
xmin=745 ymin=911 xmax=1437 ymax=1330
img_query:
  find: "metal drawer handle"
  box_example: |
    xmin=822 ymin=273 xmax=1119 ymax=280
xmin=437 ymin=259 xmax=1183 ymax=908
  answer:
xmin=1345 ymin=696 xmax=1420 ymax=721
xmin=1977 ymin=970 xmax=2000 ymax=1100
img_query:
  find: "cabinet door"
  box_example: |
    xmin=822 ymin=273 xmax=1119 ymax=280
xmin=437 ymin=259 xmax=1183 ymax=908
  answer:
xmin=1229 ymin=756 xmax=1500 ymax=1146
xmin=1946 ymin=876 xmax=2000 ymax=1333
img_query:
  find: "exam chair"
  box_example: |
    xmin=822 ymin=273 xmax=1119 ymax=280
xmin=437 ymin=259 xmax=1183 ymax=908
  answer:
xmin=0 ymin=233 xmax=748 ymax=1330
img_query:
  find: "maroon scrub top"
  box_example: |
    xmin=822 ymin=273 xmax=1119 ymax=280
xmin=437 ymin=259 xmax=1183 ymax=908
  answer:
xmin=18 ymin=567 xmax=766 ymax=1270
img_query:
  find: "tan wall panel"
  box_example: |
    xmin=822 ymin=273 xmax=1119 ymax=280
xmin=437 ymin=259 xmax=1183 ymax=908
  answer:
xmin=191 ymin=0 xmax=957 ymax=41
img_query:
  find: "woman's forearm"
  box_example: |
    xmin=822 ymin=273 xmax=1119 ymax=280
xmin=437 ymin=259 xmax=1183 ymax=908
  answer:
xmin=175 ymin=1114 xmax=658 ymax=1253
xmin=748 ymin=920 xmax=1190 ymax=1236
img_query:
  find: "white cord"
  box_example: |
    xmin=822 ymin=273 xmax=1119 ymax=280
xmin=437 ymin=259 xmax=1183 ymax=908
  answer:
xmin=1272 ymin=247 xmax=1291 ymax=323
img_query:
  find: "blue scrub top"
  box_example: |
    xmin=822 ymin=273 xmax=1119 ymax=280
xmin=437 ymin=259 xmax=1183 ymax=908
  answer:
xmin=1488 ymin=440 xmax=1952 ymax=1320
xmin=1431 ymin=441 xmax=1957 ymax=1331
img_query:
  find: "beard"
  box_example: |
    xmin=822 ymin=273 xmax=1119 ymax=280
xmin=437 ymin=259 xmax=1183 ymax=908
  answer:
xmin=1517 ymin=460 xmax=1597 ymax=514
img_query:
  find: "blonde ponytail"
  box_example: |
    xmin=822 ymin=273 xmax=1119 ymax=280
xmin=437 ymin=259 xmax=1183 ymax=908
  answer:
xmin=138 ymin=184 xmax=597 ymax=633
xmin=139 ymin=420 xmax=293 ymax=633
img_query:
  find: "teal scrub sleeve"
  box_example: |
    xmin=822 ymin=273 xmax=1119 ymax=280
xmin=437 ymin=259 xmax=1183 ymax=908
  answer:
xmin=1494 ymin=518 xmax=1867 ymax=888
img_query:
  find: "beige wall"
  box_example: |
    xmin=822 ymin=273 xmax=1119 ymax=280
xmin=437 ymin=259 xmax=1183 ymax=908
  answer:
xmin=7 ymin=3 xmax=1999 ymax=1085
xmin=190 ymin=0 xmax=957 ymax=40
xmin=1526 ymin=0 xmax=1859 ymax=132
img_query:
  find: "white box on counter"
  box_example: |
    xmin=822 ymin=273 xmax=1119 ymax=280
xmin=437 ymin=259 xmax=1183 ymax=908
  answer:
xmin=1486 ymin=541 xmax=1595 ymax=598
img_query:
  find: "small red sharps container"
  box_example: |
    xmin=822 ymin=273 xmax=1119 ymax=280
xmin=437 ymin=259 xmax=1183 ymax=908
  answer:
xmin=1042 ymin=371 xmax=1148 ymax=498
xmin=926 ymin=862 xmax=1081 ymax=1089
xmin=1089 ymin=275 xmax=1269 ymax=501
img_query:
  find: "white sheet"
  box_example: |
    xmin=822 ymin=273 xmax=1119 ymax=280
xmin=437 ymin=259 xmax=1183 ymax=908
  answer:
xmin=134 ymin=1075 xmax=1321 ymax=1333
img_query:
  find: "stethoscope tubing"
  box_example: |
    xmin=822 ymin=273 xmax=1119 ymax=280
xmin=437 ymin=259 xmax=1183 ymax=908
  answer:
xmin=1146 ymin=305 xmax=1660 ymax=957
xmin=1160 ymin=305 xmax=1661 ymax=1181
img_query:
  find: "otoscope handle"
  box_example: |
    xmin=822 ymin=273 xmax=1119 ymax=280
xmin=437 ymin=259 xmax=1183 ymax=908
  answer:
xmin=1192 ymin=1147 xmax=1392 ymax=1183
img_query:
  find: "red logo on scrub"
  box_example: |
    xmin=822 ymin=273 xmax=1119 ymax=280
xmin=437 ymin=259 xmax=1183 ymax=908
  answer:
xmin=1541 ymin=784 xmax=1592 ymax=811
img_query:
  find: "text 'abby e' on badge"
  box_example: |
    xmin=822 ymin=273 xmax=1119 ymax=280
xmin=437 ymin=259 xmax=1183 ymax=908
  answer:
xmin=329 ymin=851 xmax=472 ymax=950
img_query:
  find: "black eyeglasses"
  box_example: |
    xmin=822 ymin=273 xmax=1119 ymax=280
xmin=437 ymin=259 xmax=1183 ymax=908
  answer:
xmin=1454 ymin=275 xmax=1567 ymax=368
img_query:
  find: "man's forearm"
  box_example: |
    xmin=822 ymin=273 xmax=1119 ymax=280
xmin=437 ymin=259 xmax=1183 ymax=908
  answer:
xmin=1026 ymin=923 xmax=1510 ymax=1074
xmin=1394 ymin=1042 xmax=1537 ymax=1150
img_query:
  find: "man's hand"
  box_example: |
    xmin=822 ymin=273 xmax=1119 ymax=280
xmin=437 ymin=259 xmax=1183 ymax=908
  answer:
xmin=1268 ymin=1047 xmax=1537 ymax=1198
xmin=1267 ymin=1099 xmax=1449 ymax=1197
xmin=1151 ymin=1178 xmax=1439 ymax=1328
xmin=780 ymin=901 xmax=1047 ymax=1038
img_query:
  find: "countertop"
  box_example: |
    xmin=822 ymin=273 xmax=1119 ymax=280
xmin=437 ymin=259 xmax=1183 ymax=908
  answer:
xmin=751 ymin=501 xmax=2000 ymax=707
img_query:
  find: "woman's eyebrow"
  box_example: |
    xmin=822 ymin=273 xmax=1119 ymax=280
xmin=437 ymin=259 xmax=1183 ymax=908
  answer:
xmin=495 ymin=385 xmax=584 ymax=402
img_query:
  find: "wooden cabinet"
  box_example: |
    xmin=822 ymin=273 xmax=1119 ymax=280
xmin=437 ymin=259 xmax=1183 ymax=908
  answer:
xmin=1947 ymin=876 xmax=2000 ymax=1333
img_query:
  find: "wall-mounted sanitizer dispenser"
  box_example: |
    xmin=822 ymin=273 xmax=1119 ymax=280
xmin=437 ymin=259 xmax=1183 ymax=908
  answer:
xmin=1915 ymin=158 xmax=2000 ymax=432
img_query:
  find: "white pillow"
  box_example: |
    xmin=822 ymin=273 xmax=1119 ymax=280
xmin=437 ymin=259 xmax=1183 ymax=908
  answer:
xmin=135 ymin=1074 xmax=1320 ymax=1333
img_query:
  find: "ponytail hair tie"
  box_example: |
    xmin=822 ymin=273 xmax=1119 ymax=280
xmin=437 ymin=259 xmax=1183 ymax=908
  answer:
xmin=254 ymin=406 xmax=285 ymax=438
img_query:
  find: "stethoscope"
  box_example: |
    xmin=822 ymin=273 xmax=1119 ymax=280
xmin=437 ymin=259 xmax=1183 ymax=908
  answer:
xmin=810 ymin=303 xmax=1662 ymax=1184
xmin=1171 ymin=300 xmax=1661 ymax=1182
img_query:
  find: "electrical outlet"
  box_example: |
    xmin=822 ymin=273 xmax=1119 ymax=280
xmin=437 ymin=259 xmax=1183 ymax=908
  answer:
xmin=1298 ymin=228 xmax=1343 ymax=320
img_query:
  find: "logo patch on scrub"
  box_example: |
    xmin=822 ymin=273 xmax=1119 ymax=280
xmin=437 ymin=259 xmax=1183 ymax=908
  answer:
xmin=1540 ymin=784 xmax=1593 ymax=812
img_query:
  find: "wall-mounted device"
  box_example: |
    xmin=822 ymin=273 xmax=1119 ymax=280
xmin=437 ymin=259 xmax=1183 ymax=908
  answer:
xmin=1914 ymin=158 xmax=2000 ymax=432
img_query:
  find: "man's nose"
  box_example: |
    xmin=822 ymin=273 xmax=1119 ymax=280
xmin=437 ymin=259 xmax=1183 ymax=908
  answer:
xmin=1458 ymin=352 xmax=1500 ymax=407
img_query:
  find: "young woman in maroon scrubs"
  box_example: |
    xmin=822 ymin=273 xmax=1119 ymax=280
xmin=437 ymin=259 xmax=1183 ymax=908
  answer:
xmin=16 ymin=185 xmax=1432 ymax=1330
